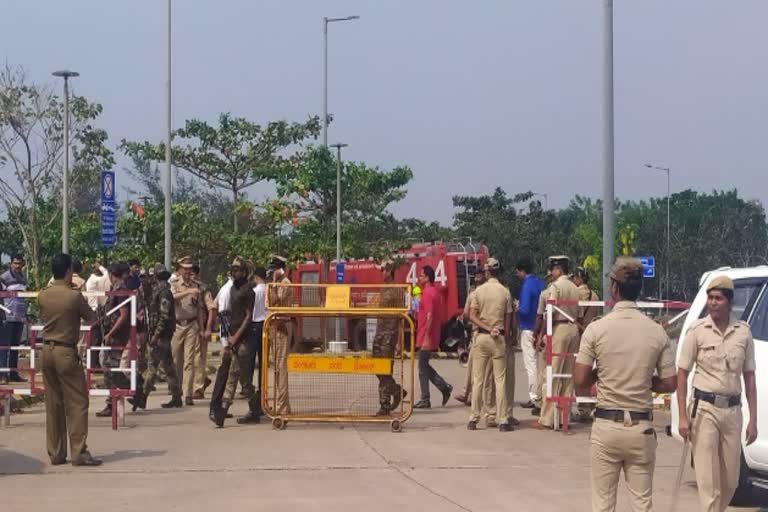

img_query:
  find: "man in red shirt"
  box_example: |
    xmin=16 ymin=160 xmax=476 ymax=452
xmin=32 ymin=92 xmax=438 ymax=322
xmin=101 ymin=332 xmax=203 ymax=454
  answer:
xmin=414 ymin=265 xmax=453 ymax=409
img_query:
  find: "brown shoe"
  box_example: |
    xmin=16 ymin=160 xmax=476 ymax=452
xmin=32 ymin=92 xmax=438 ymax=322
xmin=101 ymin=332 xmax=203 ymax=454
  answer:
xmin=454 ymin=394 xmax=468 ymax=405
xmin=192 ymin=390 xmax=204 ymax=400
xmin=185 ymin=396 xmax=194 ymax=406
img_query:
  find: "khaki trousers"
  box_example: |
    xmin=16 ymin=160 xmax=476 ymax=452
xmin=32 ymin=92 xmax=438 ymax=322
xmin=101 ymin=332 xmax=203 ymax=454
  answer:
xmin=461 ymin=336 xmax=494 ymax=407
xmin=590 ymin=417 xmax=657 ymax=512
xmin=539 ymin=323 xmax=579 ymax=427
xmin=41 ymin=344 xmax=90 ymax=462
xmin=194 ymin=331 xmax=209 ymax=393
xmin=469 ymin=333 xmax=508 ymax=424
xmin=691 ymin=401 xmax=743 ymax=512
xmin=535 ymin=346 xmax=546 ymax=408
xmin=270 ymin=324 xmax=291 ymax=414
xmin=171 ymin=321 xmax=200 ymax=398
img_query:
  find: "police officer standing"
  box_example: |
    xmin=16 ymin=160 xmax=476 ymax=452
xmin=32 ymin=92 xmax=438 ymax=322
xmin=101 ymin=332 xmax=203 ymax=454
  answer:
xmin=573 ymin=266 xmax=600 ymax=422
xmin=38 ymin=254 xmax=101 ymax=466
xmin=267 ymin=256 xmax=292 ymax=415
xmin=536 ymin=256 xmax=580 ymax=429
xmin=141 ymin=263 xmax=182 ymax=408
xmin=467 ymin=257 xmax=514 ymax=432
xmin=677 ymin=276 xmax=758 ymax=512
xmin=373 ymin=260 xmax=406 ymax=416
xmin=574 ymin=257 xmax=677 ymax=512
xmin=170 ymin=256 xmax=202 ymax=406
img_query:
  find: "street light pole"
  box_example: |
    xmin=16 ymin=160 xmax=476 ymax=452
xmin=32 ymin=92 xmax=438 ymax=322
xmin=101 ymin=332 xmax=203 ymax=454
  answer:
xmin=330 ymin=143 xmax=348 ymax=265
xmin=601 ymin=0 xmax=615 ymax=306
xmin=163 ymin=0 xmax=173 ymax=268
xmin=331 ymin=142 xmax=348 ymax=343
xmin=52 ymin=70 xmax=80 ymax=254
xmin=322 ymin=15 xmax=360 ymax=147
xmin=644 ymin=163 xmax=671 ymax=301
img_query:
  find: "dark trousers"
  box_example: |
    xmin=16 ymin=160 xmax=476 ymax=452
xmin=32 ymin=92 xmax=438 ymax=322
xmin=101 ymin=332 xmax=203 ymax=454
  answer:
xmin=1 ymin=321 xmax=24 ymax=379
xmin=209 ymin=350 xmax=232 ymax=412
xmin=243 ymin=321 xmax=263 ymax=395
xmin=417 ymin=349 xmax=449 ymax=402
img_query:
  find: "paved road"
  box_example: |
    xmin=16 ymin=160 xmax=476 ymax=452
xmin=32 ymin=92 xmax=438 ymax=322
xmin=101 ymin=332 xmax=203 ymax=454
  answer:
xmin=1 ymin=359 xmax=765 ymax=511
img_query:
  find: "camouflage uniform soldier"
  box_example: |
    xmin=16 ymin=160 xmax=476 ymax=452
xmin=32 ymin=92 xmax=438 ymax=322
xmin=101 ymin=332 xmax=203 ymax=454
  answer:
xmin=141 ymin=263 xmax=181 ymax=408
xmin=96 ymin=262 xmax=133 ymax=418
xmin=374 ymin=261 xmax=406 ymax=416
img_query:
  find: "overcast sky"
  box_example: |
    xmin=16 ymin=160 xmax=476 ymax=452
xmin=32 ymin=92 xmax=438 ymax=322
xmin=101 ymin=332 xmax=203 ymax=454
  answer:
xmin=2 ymin=0 xmax=767 ymax=224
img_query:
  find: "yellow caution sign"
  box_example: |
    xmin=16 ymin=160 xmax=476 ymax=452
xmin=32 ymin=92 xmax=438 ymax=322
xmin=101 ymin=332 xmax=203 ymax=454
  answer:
xmin=324 ymin=284 xmax=350 ymax=309
xmin=287 ymin=355 xmax=391 ymax=375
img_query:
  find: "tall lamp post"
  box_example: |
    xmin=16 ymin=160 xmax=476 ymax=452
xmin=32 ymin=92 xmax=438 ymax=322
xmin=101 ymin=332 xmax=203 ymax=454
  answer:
xmin=52 ymin=70 xmax=80 ymax=254
xmin=164 ymin=0 xmax=173 ymax=268
xmin=644 ymin=163 xmax=671 ymax=301
xmin=323 ymin=15 xmax=360 ymax=147
xmin=601 ymin=0 xmax=615 ymax=306
xmin=330 ymin=143 xmax=348 ymax=342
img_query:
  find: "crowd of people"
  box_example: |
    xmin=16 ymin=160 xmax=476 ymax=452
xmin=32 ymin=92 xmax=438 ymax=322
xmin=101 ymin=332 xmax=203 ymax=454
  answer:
xmin=1 ymin=250 xmax=759 ymax=511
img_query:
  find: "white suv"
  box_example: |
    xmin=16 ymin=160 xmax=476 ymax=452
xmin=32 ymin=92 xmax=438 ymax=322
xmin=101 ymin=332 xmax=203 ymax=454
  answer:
xmin=670 ymin=266 xmax=768 ymax=502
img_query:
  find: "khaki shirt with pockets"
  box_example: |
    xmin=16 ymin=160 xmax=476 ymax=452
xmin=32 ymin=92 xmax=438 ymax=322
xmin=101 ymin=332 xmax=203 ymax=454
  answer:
xmin=469 ymin=278 xmax=513 ymax=331
xmin=549 ymin=275 xmax=580 ymax=322
xmin=171 ymin=278 xmax=201 ymax=321
xmin=536 ymin=284 xmax=552 ymax=316
xmin=577 ymin=284 xmax=600 ymax=328
xmin=576 ymin=301 xmax=676 ymax=411
xmin=39 ymin=280 xmax=97 ymax=343
xmin=678 ymin=315 xmax=756 ymax=396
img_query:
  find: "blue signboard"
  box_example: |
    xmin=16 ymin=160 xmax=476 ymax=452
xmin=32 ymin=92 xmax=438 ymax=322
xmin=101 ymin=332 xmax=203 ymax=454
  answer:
xmin=637 ymin=256 xmax=655 ymax=279
xmin=335 ymin=262 xmax=345 ymax=284
xmin=101 ymin=170 xmax=115 ymax=202
xmin=101 ymin=170 xmax=116 ymax=246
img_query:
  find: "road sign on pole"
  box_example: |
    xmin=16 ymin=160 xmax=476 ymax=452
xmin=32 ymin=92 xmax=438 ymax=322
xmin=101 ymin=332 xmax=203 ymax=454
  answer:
xmin=637 ymin=256 xmax=655 ymax=278
xmin=335 ymin=262 xmax=345 ymax=284
xmin=101 ymin=170 xmax=116 ymax=246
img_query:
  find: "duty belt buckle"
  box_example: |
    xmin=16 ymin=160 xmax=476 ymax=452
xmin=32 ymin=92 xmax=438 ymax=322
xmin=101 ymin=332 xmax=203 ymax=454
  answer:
xmin=714 ymin=395 xmax=729 ymax=408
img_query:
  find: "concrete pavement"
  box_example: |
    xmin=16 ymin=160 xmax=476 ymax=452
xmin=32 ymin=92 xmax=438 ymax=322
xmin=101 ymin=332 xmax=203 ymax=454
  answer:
xmin=1 ymin=358 xmax=764 ymax=511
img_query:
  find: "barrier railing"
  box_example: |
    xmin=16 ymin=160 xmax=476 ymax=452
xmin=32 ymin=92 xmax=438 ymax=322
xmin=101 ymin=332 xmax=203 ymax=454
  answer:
xmin=544 ymin=299 xmax=690 ymax=433
xmin=0 ymin=290 xmax=137 ymax=430
xmin=262 ymin=283 xmax=414 ymax=432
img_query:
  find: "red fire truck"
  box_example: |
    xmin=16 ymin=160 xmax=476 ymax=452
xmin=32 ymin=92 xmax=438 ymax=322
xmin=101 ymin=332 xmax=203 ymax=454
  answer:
xmin=289 ymin=240 xmax=490 ymax=352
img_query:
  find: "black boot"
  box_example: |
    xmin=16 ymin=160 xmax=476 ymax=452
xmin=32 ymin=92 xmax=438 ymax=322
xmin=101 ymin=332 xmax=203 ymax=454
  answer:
xmin=161 ymin=396 xmax=183 ymax=408
xmin=237 ymin=396 xmax=262 ymax=424
xmin=128 ymin=391 xmax=147 ymax=412
xmin=95 ymin=404 xmax=112 ymax=417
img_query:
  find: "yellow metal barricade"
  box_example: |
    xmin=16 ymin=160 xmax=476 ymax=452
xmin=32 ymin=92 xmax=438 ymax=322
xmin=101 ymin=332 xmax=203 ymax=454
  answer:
xmin=261 ymin=283 xmax=414 ymax=432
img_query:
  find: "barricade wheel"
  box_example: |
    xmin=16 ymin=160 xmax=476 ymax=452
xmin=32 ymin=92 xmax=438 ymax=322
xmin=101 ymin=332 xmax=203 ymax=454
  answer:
xmin=272 ymin=417 xmax=287 ymax=430
xmin=390 ymin=420 xmax=402 ymax=433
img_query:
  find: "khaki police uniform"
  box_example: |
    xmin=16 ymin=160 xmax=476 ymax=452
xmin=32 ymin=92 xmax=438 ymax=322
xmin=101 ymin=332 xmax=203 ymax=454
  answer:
xmin=38 ymin=280 xmax=97 ymax=463
xmin=539 ymin=274 xmax=580 ymax=428
xmin=269 ymin=273 xmax=292 ymax=414
xmin=460 ymin=286 xmax=495 ymax=411
xmin=534 ymin=282 xmax=552 ymax=408
xmin=679 ymin=314 xmax=756 ymax=512
xmin=577 ymin=300 xmax=675 ymax=512
xmin=193 ymin=280 xmax=216 ymax=395
xmin=468 ymin=277 xmax=513 ymax=425
xmin=576 ymin=283 xmax=600 ymax=419
xmin=170 ymin=261 xmax=202 ymax=400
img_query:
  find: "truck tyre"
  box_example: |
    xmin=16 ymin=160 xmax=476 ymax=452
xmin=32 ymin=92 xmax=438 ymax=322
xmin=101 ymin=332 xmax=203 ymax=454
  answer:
xmin=730 ymin=452 xmax=753 ymax=506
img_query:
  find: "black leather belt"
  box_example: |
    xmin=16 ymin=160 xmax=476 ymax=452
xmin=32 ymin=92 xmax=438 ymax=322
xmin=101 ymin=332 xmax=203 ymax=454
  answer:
xmin=42 ymin=340 xmax=76 ymax=349
xmin=594 ymin=408 xmax=653 ymax=422
xmin=694 ymin=388 xmax=741 ymax=408
xmin=477 ymin=328 xmax=505 ymax=336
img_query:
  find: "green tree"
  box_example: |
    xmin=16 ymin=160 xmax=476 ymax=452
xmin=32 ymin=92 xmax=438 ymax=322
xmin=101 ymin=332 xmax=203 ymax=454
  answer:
xmin=121 ymin=113 xmax=321 ymax=233
xmin=274 ymin=145 xmax=414 ymax=259
xmin=0 ymin=65 xmax=114 ymax=286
